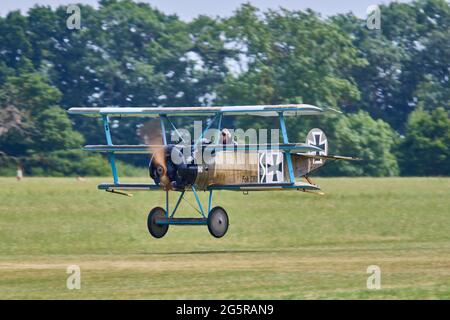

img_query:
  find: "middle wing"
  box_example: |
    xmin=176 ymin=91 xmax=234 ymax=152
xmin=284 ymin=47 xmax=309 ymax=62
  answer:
xmin=83 ymin=143 xmax=323 ymax=154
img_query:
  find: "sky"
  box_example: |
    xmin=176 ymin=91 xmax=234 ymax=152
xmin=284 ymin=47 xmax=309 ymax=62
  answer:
xmin=1 ymin=0 xmax=411 ymax=19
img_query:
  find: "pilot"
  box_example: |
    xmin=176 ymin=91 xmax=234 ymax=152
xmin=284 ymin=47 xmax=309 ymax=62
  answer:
xmin=221 ymin=128 xmax=237 ymax=145
xmin=191 ymin=128 xmax=237 ymax=163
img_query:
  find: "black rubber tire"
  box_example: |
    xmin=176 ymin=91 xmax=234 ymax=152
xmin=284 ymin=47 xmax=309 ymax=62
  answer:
xmin=207 ymin=206 xmax=229 ymax=238
xmin=147 ymin=207 xmax=169 ymax=238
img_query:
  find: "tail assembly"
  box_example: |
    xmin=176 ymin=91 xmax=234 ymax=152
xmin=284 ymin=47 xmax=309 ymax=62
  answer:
xmin=292 ymin=128 xmax=360 ymax=177
xmin=305 ymin=128 xmax=328 ymax=172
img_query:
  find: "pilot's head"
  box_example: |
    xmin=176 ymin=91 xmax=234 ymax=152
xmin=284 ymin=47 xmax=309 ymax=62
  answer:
xmin=221 ymin=128 xmax=232 ymax=144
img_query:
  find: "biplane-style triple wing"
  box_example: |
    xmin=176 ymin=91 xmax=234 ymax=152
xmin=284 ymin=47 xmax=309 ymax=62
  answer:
xmin=68 ymin=104 xmax=344 ymax=190
xmin=68 ymin=104 xmax=358 ymax=238
xmin=68 ymin=104 xmax=334 ymax=191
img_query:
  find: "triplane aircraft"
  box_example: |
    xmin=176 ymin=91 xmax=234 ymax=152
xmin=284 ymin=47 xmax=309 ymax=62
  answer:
xmin=68 ymin=104 xmax=358 ymax=239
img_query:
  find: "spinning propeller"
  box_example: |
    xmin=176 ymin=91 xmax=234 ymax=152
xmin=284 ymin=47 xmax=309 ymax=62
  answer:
xmin=139 ymin=119 xmax=172 ymax=190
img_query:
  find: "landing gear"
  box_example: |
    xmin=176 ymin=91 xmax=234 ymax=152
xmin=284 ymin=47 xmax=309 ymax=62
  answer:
xmin=147 ymin=189 xmax=229 ymax=239
xmin=147 ymin=207 xmax=169 ymax=238
xmin=207 ymin=206 xmax=229 ymax=238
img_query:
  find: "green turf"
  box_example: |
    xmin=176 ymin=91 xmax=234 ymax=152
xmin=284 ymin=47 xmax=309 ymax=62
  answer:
xmin=0 ymin=177 xmax=449 ymax=299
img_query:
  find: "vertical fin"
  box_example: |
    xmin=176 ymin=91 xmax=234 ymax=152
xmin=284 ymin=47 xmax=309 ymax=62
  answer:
xmin=305 ymin=128 xmax=328 ymax=172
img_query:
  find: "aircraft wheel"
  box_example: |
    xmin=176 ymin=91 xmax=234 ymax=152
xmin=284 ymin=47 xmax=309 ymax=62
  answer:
xmin=207 ymin=206 xmax=229 ymax=238
xmin=147 ymin=207 xmax=169 ymax=238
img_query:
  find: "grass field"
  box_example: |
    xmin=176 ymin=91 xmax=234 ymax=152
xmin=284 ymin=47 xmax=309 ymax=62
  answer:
xmin=0 ymin=177 xmax=450 ymax=299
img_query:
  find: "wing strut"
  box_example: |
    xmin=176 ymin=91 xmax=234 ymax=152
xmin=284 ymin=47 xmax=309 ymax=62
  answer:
xmin=102 ymin=115 xmax=119 ymax=184
xmin=279 ymin=112 xmax=296 ymax=183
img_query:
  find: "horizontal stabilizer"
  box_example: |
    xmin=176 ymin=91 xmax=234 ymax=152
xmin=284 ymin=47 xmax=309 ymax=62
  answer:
xmin=297 ymin=153 xmax=361 ymax=161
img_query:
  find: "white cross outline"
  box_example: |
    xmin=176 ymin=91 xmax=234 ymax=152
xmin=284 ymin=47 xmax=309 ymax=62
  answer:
xmin=307 ymin=130 xmax=327 ymax=164
xmin=258 ymin=151 xmax=284 ymax=183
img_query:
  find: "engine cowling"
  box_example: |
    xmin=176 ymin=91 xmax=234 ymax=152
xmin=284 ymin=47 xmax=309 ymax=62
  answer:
xmin=149 ymin=145 xmax=198 ymax=191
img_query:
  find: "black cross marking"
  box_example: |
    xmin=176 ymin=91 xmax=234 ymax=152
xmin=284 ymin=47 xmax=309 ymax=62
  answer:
xmin=267 ymin=154 xmax=282 ymax=182
xmin=314 ymin=133 xmax=326 ymax=156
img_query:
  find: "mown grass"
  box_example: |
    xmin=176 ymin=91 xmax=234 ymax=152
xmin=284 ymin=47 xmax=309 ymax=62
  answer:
xmin=0 ymin=177 xmax=449 ymax=299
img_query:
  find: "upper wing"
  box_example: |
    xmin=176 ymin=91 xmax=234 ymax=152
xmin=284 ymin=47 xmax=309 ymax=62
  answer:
xmin=68 ymin=104 xmax=337 ymax=117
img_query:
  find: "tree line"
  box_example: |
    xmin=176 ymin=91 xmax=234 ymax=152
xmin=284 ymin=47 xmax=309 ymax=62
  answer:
xmin=0 ymin=0 xmax=449 ymax=176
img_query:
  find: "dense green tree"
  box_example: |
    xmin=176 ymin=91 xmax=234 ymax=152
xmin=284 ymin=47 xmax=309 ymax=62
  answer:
xmin=328 ymin=111 xmax=400 ymax=176
xmin=0 ymin=73 xmax=63 ymax=156
xmin=217 ymin=4 xmax=367 ymax=136
xmin=331 ymin=0 xmax=450 ymax=130
xmin=0 ymin=11 xmax=32 ymax=71
xmin=398 ymin=107 xmax=450 ymax=175
xmin=415 ymin=75 xmax=450 ymax=111
xmin=218 ymin=5 xmax=364 ymax=108
xmin=0 ymin=73 xmax=87 ymax=174
xmin=34 ymin=107 xmax=84 ymax=152
xmin=0 ymin=73 xmax=61 ymax=115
